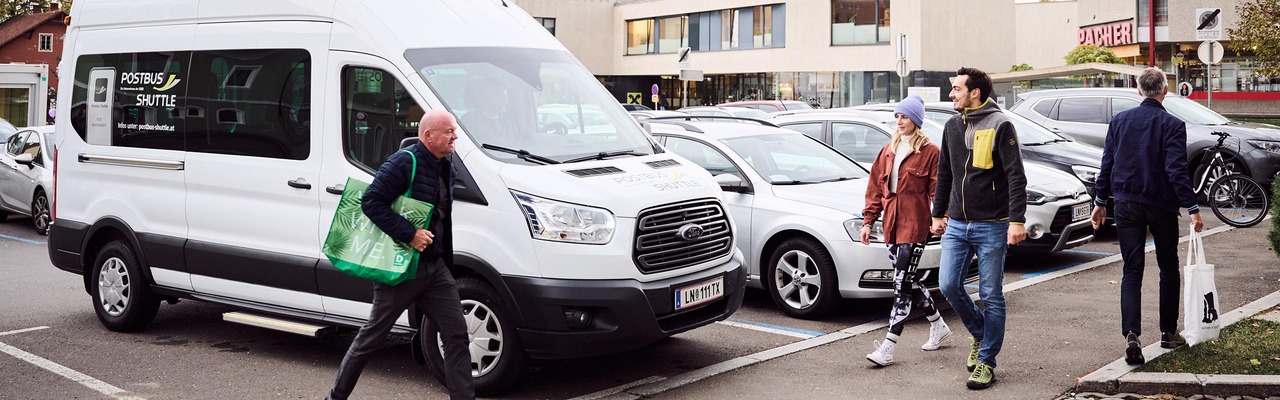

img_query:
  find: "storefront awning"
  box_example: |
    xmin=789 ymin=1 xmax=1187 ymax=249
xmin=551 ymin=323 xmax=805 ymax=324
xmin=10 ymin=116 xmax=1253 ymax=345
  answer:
xmin=989 ymin=62 xmax=1172 ymax=83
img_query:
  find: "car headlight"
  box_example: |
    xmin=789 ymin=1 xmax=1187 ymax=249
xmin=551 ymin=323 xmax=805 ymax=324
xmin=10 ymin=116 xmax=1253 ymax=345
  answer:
xmin=1027 ymin=190 xmax=1051 ymax=205
xmin=1071 ymin=165 xmax=1100 ymax=184
xmin=1247 ymin=139 xmax=1280 ymax=156
xmin=846 ymin=218 xmax=884 ymax=243
xmin=511 ymin=191 xmax=615 ymax=244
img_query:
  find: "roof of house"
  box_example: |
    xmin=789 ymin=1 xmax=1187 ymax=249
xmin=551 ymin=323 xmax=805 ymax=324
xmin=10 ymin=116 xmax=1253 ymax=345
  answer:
xmin=0 ymin=11 xmax=65 ymax=49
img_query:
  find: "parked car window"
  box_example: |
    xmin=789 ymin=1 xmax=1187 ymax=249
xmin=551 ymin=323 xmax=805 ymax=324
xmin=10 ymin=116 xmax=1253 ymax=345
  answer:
xmin=924 ymin=111 xmax=953 ymax=125
xmin=1004 ymin=111 xmax=1067 ymax=145
xmin=1031 ymin=99 xmax=1056 ymax=119
xmin=831 ymin=122 xmax=890 ymax=163
xmin=21 ymin=131 xmax=42 ymax=165
xmin=722 ymin=133 xmax=866 ymax=184
xmin=780 ymin=122 xmax=823 ymax=140
xmin=4 ymin=130 xmax=25 ymax=155
xmin=725 ymin=107 xmax=770 ymax=119
xmin=1162 ymin=97 xmax=1232 ymax=126
xmin=782 ymin=101 xmax=813 ymax=111
xmin=341 ymin=66 xmax=421 ymax=173
xmin=186 ymin=49 xmax=312 ymax=160
xmin=1055 ymin=98 xmax=1107 ymax=124
xmin=663 ymin=136 xmax=741 ymax=178
xmin=1110 ymin=98 xmax=1140 ymax=119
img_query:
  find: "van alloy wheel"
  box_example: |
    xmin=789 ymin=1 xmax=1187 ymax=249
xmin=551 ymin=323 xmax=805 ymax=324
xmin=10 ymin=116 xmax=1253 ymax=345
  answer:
xmin=98 ymin=257 xmax=131 ymax=317
xmin=773 ymin=249 xmax=822 ymax=310
xmin=439 ymin=299 xmax=505 ymax=378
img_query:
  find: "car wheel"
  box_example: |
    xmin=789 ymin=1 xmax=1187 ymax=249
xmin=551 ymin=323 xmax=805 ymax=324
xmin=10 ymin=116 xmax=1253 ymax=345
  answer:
xmin=765 ymin=237 xmax=840 ymax=319
xmin=90 ymin=240 xmax=160 ymax=332
xmin=31 ymin=190 xmax=50 ymax=235
xmin=421 ymin=277 xmax=526 ymax=396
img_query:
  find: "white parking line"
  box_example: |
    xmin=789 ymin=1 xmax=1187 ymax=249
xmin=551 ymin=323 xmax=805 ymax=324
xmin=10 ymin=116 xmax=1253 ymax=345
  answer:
xmin=0 ymin=340 xmax=146 ymax=400
xmin=0 ymin=326 xmax=49 ymax=336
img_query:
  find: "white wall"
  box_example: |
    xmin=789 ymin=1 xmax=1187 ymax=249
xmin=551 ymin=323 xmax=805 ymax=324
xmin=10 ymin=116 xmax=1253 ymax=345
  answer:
xmin=917 ymin=0 xmax=1017 ymax=73
xmin=1014 ymin=1 xmax=1080 ymax=69
xmin=508 ymin=0 xmax=616 ymax=74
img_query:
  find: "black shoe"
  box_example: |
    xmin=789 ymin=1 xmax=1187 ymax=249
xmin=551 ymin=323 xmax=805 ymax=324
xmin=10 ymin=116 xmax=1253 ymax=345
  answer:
xmin=1125 ymin=333 xmax=1145 ymax=365
xmin=1161 ymin=332 xmax=1187 ymax=349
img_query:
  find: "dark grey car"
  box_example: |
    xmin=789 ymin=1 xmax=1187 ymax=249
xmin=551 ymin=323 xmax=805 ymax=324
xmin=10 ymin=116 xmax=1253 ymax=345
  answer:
xmin=1009 ymin=88 xmax=1280 ymax=186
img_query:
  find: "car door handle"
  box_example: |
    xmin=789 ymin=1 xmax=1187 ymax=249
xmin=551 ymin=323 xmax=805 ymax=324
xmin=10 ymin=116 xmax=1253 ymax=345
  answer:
xmin=325 ymin=184 xmax=344 ymax=195
xmin=288 ymin=178 xmax=312 ymax=190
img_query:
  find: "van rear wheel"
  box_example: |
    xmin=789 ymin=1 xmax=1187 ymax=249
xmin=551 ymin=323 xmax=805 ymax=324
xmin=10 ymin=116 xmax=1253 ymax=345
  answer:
xmin=90 ymin=240 xmax=160 ymax=332
xmin=420 ymin=277 xmax=526 ymax=396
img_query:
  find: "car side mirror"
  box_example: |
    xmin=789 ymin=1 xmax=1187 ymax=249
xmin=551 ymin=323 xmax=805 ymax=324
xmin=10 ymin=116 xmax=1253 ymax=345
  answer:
xmin=714 ymin=173 xmax=748 ymax=193
xmin=13 ymin=153 xmax=34 ymax=167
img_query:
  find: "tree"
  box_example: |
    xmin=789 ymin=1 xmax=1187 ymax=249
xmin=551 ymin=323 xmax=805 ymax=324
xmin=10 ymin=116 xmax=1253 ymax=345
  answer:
xmin=0 ymin=0 xmax=54 ymax=24
xmin=1227 ymin=0 xmax=1280 ymax=77
xmin=1009 ymin=63 xmax=1033 ymax=89
xmin=1063 ymin=44 xmax=1126 ymax=65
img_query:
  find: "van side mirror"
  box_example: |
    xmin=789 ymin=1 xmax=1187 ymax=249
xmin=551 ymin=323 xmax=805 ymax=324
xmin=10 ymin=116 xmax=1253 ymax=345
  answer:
xmin=400 ymin=137 xmax=419 ymax=149
xmin=714 ymin=173 xmax=749 ymax=193
xmin=13 ymin=153 xmax=34 ymax=167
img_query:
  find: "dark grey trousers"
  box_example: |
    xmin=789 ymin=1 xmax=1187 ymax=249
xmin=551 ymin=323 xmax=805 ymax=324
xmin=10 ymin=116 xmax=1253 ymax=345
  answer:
xmin=329 ymin=259 xmax=474 ymax=400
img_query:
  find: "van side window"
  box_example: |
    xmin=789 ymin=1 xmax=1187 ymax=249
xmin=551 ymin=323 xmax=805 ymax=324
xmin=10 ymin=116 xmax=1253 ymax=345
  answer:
xmin=70 ymin=52 xmax=190 ymax=151
xmin=186 ymin=49 xmax=311 ymax=160
xmin=342 ymin=67 xmax=420 ymax=172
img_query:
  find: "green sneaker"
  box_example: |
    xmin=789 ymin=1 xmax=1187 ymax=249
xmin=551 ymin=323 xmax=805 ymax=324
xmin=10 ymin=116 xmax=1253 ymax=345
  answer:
xmin=966 ymin=338 xmax=980 ymax=372
xmin=967 ymin=362 xmax=995 ymax=390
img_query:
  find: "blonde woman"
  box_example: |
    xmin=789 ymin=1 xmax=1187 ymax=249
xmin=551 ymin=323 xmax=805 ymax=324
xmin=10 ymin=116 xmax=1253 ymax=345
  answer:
xmin=862 ymin=95 xmax=951 ymax=366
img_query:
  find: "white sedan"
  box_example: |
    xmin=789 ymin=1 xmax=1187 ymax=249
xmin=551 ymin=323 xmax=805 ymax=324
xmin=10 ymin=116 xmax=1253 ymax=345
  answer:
xmin=0 ymin=125 xmax=55 ymax=234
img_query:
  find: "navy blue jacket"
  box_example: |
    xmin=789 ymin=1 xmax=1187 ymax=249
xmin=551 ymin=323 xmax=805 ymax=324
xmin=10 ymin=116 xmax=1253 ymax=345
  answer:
xmin=1095 ymin=98 xmax=1200 ymax=214
xmin=362 ymin=142 xmax=456 ymax=267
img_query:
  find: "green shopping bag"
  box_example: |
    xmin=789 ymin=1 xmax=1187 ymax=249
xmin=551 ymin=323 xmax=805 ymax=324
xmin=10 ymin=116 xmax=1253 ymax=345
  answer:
xmin=322 ymin=150 xmax=435 ymax=285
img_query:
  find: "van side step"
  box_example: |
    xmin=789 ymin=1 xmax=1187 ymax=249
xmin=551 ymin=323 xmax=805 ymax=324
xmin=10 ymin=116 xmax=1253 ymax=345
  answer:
xmin=222 ymin=312 xmax=333 ymax=337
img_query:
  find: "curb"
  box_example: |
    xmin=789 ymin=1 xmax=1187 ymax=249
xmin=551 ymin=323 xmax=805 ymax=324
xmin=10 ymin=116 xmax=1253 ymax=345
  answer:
xmin=1076 ymin=289 xmax=1280 ymax=397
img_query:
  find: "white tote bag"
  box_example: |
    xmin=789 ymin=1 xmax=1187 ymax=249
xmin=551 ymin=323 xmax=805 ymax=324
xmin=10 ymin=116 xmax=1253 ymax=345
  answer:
xmin=1180 ymin=225 xmax=1221 ymax=346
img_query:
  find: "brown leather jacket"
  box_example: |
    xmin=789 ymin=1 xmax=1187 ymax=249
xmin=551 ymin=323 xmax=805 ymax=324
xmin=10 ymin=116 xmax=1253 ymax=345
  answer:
xmin=862 ymin=141 xmax=940 ymax=244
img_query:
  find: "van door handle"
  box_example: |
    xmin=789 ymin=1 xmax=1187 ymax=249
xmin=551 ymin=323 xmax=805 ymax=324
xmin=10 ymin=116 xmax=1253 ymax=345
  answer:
xmin=326 ymin=184 xmax=344 ymax=195
xmin=288 ymin=178 xmax=312 ymax=190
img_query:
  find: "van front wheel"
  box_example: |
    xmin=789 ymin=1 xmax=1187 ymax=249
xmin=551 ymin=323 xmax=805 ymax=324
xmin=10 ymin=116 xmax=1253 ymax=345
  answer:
xmin=421 ymin=277 xmax=526 ymax=396
xmin=90 ymin=240 xmax=159 ymax=332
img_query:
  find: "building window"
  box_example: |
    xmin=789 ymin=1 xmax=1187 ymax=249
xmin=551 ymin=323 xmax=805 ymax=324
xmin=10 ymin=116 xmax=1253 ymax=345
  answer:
xmin=626 ymin=19 xmax=654 ymax=55
xmin=657 ymin=16 xmax=687 ymax=53
xmin=38 ymin=33 xmax=53 ymax=52
xmin=535 ymin=17 xmax=556 ymax=36
xmin=1137 ymin=0 xmax=1168 ymax=27
xmin=753 ymin=6 xmax=772 ymax=47
xmin=832 ymin=0 xmax=890 ymax=45
xmin=721 ymin=10 xmax=739 ymax=50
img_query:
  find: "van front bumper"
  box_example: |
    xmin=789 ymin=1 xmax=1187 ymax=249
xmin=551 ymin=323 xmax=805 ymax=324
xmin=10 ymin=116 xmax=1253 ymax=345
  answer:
xmin=502 ymin=253 xmax=745 ymax=360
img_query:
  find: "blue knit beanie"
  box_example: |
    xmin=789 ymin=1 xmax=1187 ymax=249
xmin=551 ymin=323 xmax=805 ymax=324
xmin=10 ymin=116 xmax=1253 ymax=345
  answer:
xmin=893 ymin=95 xmax=925 ymax=128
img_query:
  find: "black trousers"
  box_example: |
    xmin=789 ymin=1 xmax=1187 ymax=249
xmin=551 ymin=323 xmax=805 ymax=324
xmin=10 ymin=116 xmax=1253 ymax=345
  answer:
xmin=329 ymin=259 xmax=474 ymax=400
xmin=887 ymin=242 xmax=938 ymax=337
xmin=1115 ymin=200 xmax=1181 ymax=338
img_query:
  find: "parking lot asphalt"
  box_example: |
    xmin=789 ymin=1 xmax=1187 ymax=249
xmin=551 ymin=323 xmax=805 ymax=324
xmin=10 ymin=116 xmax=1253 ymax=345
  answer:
xmin=0 ymin=213 xmax=1260 ymax=399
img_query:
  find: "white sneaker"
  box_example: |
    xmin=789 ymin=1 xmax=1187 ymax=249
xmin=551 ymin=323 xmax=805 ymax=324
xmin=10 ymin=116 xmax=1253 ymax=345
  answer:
xmin=921 ymin=322 xmax=952 ymax=351
xmin=866 ymin=340 xmax=894 ymax=366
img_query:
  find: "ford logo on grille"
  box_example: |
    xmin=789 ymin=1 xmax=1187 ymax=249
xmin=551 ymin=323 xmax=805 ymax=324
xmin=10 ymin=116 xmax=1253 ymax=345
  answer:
xmin=677 ymin=223 xmax=705 ymax=241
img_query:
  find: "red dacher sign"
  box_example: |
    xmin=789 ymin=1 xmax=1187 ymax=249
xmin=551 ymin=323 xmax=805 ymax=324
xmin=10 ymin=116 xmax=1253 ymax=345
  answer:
xmin=1078 ymin=19 xmax=1134 ymax=47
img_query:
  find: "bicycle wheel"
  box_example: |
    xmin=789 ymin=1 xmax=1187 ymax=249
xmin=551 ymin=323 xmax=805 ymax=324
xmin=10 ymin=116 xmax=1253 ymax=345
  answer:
xmin=1207 ymin=174 xmax=1270 ymax=228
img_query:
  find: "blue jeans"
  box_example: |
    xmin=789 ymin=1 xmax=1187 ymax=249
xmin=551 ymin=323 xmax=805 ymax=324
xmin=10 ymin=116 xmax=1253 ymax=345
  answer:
xmin=938 ymin=219 xmax=1009 ymax=368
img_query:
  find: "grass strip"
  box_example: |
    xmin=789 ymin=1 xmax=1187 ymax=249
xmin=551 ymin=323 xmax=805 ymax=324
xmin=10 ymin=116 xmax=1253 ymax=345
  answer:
xmin=1138 ymin=317 xmax=1280 ymax=375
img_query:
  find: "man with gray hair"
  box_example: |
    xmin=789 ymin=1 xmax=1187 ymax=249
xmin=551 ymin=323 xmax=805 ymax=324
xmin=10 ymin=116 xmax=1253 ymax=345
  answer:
xmin=1090 ymin=67 xmax=1203 ymax=366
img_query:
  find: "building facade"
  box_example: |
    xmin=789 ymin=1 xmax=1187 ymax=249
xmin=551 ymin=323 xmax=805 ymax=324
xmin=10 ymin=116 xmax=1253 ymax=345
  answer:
xmin=0 ymin=11 xmax=67 ymax=125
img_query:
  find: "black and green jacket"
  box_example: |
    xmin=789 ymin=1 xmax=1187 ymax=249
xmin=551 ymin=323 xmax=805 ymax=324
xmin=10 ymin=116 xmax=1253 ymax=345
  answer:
xmin=931 ymin=99 xmax=1028 ymax=223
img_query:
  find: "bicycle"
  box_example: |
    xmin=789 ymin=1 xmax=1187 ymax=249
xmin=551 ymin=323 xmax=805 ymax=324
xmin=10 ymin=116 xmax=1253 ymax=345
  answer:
xmin=1193 ymin=131 xmax=1270 ymax=228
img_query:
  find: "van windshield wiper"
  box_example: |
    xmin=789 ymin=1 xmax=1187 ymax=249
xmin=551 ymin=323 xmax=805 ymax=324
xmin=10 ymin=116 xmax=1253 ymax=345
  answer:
xmin=819 ymin=176 xmax=857 ymax=183
xmin=564 ymin=150 xmax=646 ymax=163
xmin=773 ymin=180 xmax=820 ymax=185
xmin=481 ymin=144 xmax=560 ymax=165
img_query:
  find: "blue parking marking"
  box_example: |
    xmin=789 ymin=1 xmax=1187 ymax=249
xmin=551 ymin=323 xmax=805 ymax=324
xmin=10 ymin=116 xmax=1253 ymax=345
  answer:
xmin=1022 ymin=262 xmax=1083 ymax=279
xmin=1060 ymin=249 xmax=1114 ymax=256
xmin=726 ymin=317 xmax=825 ymax=338
xmin=0 ymin=233 xmax=44 ymax=246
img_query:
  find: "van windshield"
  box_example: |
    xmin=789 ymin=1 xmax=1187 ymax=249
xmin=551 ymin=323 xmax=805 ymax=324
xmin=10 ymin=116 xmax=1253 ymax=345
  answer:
xmin=406 ymin=47 xmax=656 ymax=164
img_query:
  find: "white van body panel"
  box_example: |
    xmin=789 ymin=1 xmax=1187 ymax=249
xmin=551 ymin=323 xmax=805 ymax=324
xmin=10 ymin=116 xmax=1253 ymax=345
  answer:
xmin=196 ymin=0 xmax=335 ymax=23
xmin=74 ymin=0 xmax=200 ymax=28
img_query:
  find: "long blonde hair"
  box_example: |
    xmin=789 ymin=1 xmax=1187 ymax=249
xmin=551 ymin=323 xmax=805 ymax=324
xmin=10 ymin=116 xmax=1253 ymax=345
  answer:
xmin=889 ymin=125 xmax=931 ymax=155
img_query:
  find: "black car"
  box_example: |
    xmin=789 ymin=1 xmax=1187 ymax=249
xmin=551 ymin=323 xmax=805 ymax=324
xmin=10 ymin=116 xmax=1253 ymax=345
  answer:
xmin=1010 ymin=88 xmax=1280 ymax=187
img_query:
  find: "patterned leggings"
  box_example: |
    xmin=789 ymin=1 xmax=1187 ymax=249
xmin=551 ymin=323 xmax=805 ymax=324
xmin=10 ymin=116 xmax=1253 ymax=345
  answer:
xmin=887 ymin=242 xmax=939 ymax=337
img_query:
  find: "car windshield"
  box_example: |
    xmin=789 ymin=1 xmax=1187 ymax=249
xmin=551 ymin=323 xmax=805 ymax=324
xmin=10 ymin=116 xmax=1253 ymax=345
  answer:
xmin=406 ymin=47 xmax=656 ymax=164
xmin=1163 ymin=97 xmax=1232 ymax=126
xmin=783 ymin=101 xmax=813 ymax=110
xmin=726 ymin=108 xmax=770 ymax=119
xmin=1002 ymin=111 xmax=1066 ymax=144
xmin=722 ymin=134 xmax=867 ymax=184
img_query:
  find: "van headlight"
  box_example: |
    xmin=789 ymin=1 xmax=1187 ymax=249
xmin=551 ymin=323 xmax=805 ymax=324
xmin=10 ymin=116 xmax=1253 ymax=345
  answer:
xmin=1027 ymin=190 xmax=1051 ymax=205
xmin=511 ymin=191 xmax=615 ymax=244
xmin=1071 ymin=165 xmax=1100 ymax=184
xmin=846 ymin=218 xmax=884 ymax=243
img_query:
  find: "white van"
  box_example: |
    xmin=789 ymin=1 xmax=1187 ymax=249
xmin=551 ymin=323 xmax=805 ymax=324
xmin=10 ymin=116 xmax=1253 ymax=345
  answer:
xmin=48 ymin=0 xmax=745 ymax=394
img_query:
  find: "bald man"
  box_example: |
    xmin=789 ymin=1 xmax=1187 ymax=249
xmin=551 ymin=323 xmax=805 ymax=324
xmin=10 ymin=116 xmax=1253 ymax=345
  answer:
xmin=329 ymin=110 xmax=473 ymax=400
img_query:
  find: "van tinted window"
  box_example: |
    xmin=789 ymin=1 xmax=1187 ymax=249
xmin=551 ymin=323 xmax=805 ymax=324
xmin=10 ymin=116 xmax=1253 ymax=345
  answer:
xmin=70 ymin=52 xmax=190 ymax=151
xmin=186 ymin=50 xmax=311 ymax=159
xmin=342 ymin=67 xmax=421 ymax=172
xmin=1055 ymin=97 xmax=1107 ymax=124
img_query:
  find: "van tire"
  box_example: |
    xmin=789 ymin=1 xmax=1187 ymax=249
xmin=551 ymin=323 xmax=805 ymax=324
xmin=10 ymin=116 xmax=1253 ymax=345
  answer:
xmin=421 ymin=276 xmax=526 ymax=396
xmin=90 ymin=240 xmax=160 ymax=332
xmin=765 ymin=237 xmax=840 ymax=320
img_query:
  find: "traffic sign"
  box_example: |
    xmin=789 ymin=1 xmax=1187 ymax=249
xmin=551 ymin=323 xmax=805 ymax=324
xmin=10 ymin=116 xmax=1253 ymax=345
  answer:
xmin=1195 ymin=8 xmax=1222 ymax=40
xmin=679 ymin=69 xmax=703 ymax=81
xmin=1173 ymin=52 xmax=1185 ymax=65
xmin=626 ymin=92 xmax=643 ymax=104
xmin=1198 ymin=40 xmax=1223 ymax=65
xmin=651 ymin=94 xmax=659 ymax=104
xmin=677 ymin=47 xmax=691 ymax=70
xmin=651 ymin=84 xmax=659 ymax=95
xmin=895 ymin=59 xmax=908 ymax=78
xmin=1177 ymin=82 xmax=1193 ymax=97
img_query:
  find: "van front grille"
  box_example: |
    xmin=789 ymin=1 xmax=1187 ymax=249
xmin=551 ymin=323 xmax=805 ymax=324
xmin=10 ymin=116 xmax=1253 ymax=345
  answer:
xmin=633 ymin=199 xmax=733 ymax=273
